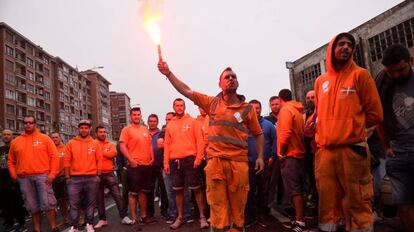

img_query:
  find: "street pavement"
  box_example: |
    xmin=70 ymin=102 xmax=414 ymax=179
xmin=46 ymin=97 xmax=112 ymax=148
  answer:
xmin=2 ymin=195 xmax=406 ymax=232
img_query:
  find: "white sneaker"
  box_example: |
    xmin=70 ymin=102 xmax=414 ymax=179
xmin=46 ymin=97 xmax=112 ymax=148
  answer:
xmin=121 ymin=216 xmax=133 ymax=225
xmin=86 ymin=223 xmax=95 ymax=232
xmin=94 ymin=220 xmax=108 ymax=228
xmin=68 ymin=226 xmax=79 ymax=232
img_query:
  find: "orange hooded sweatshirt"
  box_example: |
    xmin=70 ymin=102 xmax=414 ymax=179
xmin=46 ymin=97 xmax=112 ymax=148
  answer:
xmin=8 ymin=129 xmax=59 ymax=180
xmin=277 ymin=100 xmax=306 ymax=158
xmin=314 ymin=34 xmax=383 ymax=147
xmin=96 ymin=138 xmax=116 ymax=173
xmin=56 ymin=144 xmax=66 ymax=176
xmin=64 ymin=136 xmax=102 ymax=176
xmin=164 ymin=114 xmax=204 ymax=168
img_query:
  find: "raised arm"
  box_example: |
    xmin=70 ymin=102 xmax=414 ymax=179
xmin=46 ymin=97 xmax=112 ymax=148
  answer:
xmin=158 ymin=61 xmax=194 ymax=101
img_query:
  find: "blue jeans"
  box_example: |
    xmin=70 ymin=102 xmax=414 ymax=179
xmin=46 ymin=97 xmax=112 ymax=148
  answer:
xmin=163 ymin=171 xmax=191 ymax=219
xmin=17 ymin=173 xmax=56 ymax=214
xmin=97 ymin=172 xmax=127 ymax=220
xmin=67 ymin=175 xmax=99 ymax=228
xmin=386 ymin=152 xmax=414 ymax=204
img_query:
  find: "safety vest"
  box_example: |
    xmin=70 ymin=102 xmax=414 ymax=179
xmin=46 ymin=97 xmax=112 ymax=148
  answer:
xmin=207 ymin=97 xmax=252 ymax=148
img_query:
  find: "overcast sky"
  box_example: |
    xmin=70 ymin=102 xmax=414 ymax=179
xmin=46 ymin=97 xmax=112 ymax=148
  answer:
xmin=0 ymin=0 xmax=403 ymax=124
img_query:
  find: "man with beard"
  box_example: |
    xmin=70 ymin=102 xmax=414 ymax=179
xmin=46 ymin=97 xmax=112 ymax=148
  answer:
xmin=157 ymin=62 xmax=264 ymax=232
xmin=65 ymin=119 xmax=102 ymax=232
xmin=265 ymin=96 xmax=281 ymax=125
xmin=314 ymin=33 xmax=382 ymax=232
xmin=376 ymin=44 xmax=414 ymax=232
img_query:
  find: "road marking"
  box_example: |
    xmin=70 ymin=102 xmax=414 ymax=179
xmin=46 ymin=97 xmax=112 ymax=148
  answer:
xmin=62 ymin=203 xmax=116 ymax=232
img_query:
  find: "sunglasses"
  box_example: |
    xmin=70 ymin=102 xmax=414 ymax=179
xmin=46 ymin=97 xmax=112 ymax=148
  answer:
xmin=24 ymin=121 xmax=35 ymax=125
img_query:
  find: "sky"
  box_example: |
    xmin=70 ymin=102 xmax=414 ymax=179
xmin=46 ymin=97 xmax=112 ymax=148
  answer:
xmin=0 ymin=0 xmax=403 ymax=124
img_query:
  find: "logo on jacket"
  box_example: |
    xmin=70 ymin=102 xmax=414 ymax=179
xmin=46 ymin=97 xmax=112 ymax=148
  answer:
xmin=33 ymin=140 xmax=42 ymax=146
xmin=58 ymin=152 xmax=65 ymax=158
xmin=182 ymin=125 xmax=191 ymax=131
xmin=87 ymin=147 xmax=96 ymax=154
xmin=105 ymin=147 xmax=112 ymax=152
xmin=322 ymin=81 xmax=329 ymax=93
xmin=233 ymin=112 xmax=243 ymax=123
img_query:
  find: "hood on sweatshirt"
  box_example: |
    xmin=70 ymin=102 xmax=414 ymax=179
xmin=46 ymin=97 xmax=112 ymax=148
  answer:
xmin=326 ymin=32 xmax=357 ymax=74
xmin=284 ymin=100 xmax=304 ymax=113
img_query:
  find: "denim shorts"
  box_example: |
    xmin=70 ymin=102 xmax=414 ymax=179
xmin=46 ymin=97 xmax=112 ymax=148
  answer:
xmin=170 ymin=156 xmax=201 ymax=190
xmin=17 ymin=174 xmax=57 ymax=214
xmin=386 ymin=152 xmax=414 ymax=204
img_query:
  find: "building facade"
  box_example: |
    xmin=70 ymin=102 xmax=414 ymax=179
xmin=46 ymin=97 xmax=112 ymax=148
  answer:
xmin=109 ymin=91 xmax=131 ymax=140
xmin=1 ymin=22 xmax=55 ymax=134
xmin=51 ymin=58 xmax=93 ymax=142
xmin=82 ymin=70 xmax=112 ymax=139
xmin=1 ymin=22 xmax=120 ymax=142
xmin=288 ymin=0 xmax=414 ymax=103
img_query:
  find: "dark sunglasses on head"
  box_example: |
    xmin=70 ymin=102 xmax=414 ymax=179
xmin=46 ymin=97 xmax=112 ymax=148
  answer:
xmin=24 ymin=121 xmax=35 ymax=125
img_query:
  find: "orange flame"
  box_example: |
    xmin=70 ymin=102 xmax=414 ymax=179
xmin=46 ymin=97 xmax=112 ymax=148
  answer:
xmin=139 ymin=0 xmax=163 ymax=45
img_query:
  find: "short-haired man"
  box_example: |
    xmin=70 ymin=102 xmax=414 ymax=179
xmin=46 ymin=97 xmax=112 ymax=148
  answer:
xmin=50 ymin=132 xmax=69 ymax=227
xmin=164 ymin=98 xmax=208 ymax=230
xmin=158 ymin=63 xmax=264 ymax=232
xmin=120 ymin=107 xmax=154 ymax=225
xmin=0 ymin=129 xmax=26 ymax=231
xmin=376 ymin=44 xmax=414 ymax=231
xmin=94 ymin=126 xmax=132 ymax=228
xmin=8 ymin=115 xmax=59 ymax=232
xmin=65 ymin=119 xmax=102 ymax=232
xmin=147 ymin=114 xmax=168 ymax=218
xmin=314 ymin=33 xmax=383 ymax=232
xmin=264 ymin=96 xmax=281 ymax=125
xmin=245 ymin=99 xmax=276 ymax=228
xmin=277 ymin=89 xmax=307 ymax=232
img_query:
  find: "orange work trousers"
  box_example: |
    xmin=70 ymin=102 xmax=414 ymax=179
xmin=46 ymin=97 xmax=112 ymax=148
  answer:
xmin=204 ymin=157 xmax=249 ymax=232
xmin=315 ymin=146 xmax=373 ymax=232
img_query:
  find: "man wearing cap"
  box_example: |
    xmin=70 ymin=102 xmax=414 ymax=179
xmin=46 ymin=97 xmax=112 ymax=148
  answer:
xmin=157 ymin=63 xmax=264 ymax=232
xmin=8 ymin=115 xmax=60 ymax=232
xmin=314 ymin=33 xmax=383 ymax=232
xmin=65 ymin=119 xmax=102 ymax=232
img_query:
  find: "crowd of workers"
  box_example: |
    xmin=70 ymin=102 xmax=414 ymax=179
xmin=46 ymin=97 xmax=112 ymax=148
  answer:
xmin=0 ymin=32 xmax=413 ymax=232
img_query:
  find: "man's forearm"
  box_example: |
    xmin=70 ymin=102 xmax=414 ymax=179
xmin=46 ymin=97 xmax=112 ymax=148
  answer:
xmin=166 ymin=72 xmax=194 ymax=101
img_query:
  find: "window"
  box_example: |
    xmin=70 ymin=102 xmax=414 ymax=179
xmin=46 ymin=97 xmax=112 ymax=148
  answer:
xmin=5 ymin=45 xmax=13 ymax=56
xmin=300 ymin=63 xmax=321 ymax=98
xmin=5 ymin=73 xmax=16 ymax=85
xmin=44 ymin=68 xmax=50 ymax=77
xmin=6 ymin=104 xmax=15 ymax=114
xmin=6 ymin=119 xmax=15 ymax=130
xmin=44 ymin=91 xmax=51 ymax=100
xmin=5 ymin=60 xmax=13 ymax=71
xmin=27 ymin=84 xmax=35 ymax=93
xmin=27 ymin=58 xmax=34 ymax=68
xmin=28 ymin=71 xmax=34 ymax=81
xmin=45 ymin=103 xmax=51 ymax=112
xmin=27 ymin=97 xmax=36 ymax=106
xmin=368 ymin=17 xmax=414 ymax=62
xmin=5 ymin=89 xmax=15 ymax=100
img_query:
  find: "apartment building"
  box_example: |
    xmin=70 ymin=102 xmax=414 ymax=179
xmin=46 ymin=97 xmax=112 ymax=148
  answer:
xmin=288 ymin=0 xmax=414 ymax=102
xmin=109 ymin=91 xmax=131 ymax=140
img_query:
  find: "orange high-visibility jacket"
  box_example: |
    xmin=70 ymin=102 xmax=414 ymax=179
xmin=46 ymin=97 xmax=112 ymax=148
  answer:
xmin=192 ymin=91 xmax=263 ymax=161
xmin=277 ymin=100 xmax=306 ymax=158
xmin=8 ymin=129 xmax=59 ymax=180
xmin=196 ymin=114 xmax=209 ymax=148
xmin=96 ymin=139 xmax=116 ymax=173
xmin=164 ymin=114 xmax=204 ymax=167
xmin=56 ymin=144 xmax=66 ymax=176
xmin=314 ymin=35 xmax=383 ymax=147
xmin=119 ymin=125 xmax=154 ymax=166
xmin=64 ymin=136 xmax=102 ymax=176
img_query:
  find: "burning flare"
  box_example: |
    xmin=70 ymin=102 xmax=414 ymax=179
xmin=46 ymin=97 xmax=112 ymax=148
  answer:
xmin=139 ymin=0 xmax=163 ymax=61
